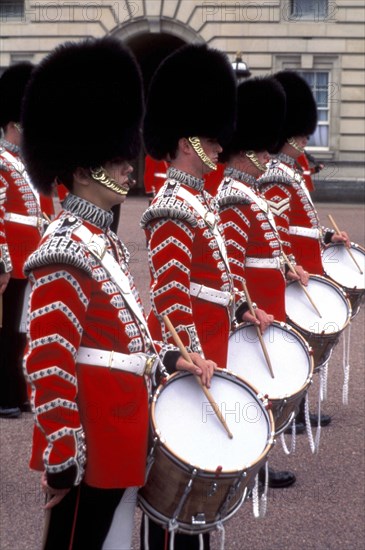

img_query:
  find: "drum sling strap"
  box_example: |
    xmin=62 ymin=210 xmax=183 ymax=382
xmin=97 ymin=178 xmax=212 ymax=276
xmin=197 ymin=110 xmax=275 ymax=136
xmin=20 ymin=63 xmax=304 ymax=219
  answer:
xmin=72 ymin=224 xmax=159 ymax=356
xmin=175 ymin=186 xmax=232 ymax=277
xmin=229 ymin=179 xmax=284 ymax=250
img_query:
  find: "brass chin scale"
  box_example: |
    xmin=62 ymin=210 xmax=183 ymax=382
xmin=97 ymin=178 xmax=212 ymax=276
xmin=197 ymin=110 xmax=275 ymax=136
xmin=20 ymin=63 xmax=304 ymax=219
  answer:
xmin=188 ymin=137 xmax=217 ymax=171
xmin=90 ymin=166 xmax=129 ymax=196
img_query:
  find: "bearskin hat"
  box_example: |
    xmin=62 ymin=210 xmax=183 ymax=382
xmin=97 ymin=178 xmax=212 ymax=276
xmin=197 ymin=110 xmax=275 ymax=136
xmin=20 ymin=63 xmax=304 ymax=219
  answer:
xmin=221 ymin=76 xmax=286 ymax=161
xmin=274 ymin=70 xmax=317 ymax=150
xmin=143 ymin=44 xmax=237 ymax=160
xmin=0 ymin=62 xmax=33 ymax=129
xmin=21 ymin=37 xmax=143 ymax=194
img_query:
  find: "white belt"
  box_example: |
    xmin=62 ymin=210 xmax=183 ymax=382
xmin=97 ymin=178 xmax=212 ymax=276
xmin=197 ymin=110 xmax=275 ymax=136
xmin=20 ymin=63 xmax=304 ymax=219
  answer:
xmin=289 ymin=225 xmax=320 ymax=239
xmin=4 ymin=212 xmax=44 ymax=229
xmin=245 ymin=256 xmax=283 ymax=270
xmin=76 ymin=346 xmax=158 ymax=377
xmin=190 ymin=282 xmax=232 ymax=307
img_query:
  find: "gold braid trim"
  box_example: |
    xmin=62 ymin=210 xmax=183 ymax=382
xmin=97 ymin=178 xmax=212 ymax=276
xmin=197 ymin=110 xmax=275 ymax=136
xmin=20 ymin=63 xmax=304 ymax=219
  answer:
xmin=90 ymin=167 xmax=129 ymax=196
xmin=188 ymin=137 xmax=217 ymax=171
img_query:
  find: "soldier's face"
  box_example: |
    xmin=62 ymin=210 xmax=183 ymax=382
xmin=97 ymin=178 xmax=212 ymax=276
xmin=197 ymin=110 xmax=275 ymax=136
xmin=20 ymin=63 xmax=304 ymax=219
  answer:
xmin=198 ymin=137 xmax=223 ymax=174
xmin=94 ymin=160 xmax=134 ymax=209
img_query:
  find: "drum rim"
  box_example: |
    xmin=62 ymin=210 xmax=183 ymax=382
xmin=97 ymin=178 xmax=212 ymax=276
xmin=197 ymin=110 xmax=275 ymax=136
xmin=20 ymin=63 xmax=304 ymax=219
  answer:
xmin=285 ymin=274 xmax=352 ymax=333
xmin=150 ymin=369 xmax=275 ymax=475
xmin=228 ymin=320 xmax=314 ymax=399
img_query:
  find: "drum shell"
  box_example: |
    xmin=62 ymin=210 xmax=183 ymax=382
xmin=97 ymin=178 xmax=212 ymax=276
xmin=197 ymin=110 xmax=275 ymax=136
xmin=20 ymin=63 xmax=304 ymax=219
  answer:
xmin=139 ymin=370 xmax=274 ymax=534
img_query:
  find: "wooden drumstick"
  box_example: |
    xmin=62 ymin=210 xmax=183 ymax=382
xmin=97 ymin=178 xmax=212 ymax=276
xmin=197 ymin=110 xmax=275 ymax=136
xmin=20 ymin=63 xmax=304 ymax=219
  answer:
xmin=328 ymin=214 xmax=363 ymax=275
xmin=282 ymin=251 xmax=322 ymax=318
xmin=163 ymin=314 xmax=233 ymax=439
xmin=241 ymin=281 xmax=275 ymax=379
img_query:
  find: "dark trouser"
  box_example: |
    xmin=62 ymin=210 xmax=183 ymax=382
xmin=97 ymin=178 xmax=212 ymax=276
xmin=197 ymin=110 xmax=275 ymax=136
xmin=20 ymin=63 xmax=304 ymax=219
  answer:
xmin=44 ymin=483 xmax=125 ymax=550
xmin=0 ymin=278 xmax=28 ymax=408
xmin=140 ymin=515 xmax=210 ymax=550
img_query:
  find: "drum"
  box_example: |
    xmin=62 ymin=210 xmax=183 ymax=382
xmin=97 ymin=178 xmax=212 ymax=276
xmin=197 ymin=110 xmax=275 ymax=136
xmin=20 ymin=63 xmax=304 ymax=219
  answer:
xmin=322 ymin=242 xmax=365 ymax=317
xmin=138 ymin=370 xmax=274 ymax=534
xmin=228 ymin=322 xmax=313 ymax=434
xmin=285 ymin=275 xmax=351 ymax=370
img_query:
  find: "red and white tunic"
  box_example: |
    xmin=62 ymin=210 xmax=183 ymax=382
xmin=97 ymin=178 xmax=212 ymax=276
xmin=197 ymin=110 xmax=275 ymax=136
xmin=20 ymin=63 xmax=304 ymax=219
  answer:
xmin=218 ymin=169 xmax=286 ymax=322
xmin=0 ymin=139 xmax=46 ymax=278
xmin=258 ymin=154 xmax=326 ymax=275
xmin=24 ymin=194 xmax=171 ymax=490
xmin=141 ymin=167 xmax=237 ymax=369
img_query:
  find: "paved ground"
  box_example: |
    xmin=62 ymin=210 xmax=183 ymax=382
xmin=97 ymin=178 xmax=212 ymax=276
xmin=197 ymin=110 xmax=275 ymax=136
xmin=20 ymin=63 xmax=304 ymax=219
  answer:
xmin=1 ymin=199 xmax=364 ymax=550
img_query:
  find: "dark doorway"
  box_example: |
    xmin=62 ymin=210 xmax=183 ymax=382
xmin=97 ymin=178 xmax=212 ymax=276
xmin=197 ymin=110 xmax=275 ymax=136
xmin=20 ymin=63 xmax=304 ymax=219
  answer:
xmin=125 ymin=32 xmax=186 ymax=194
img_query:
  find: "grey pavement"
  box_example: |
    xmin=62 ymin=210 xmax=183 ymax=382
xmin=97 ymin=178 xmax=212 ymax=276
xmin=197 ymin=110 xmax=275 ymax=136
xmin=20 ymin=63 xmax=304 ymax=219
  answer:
xmin=1 ymin=199 xmax=364 ymax=550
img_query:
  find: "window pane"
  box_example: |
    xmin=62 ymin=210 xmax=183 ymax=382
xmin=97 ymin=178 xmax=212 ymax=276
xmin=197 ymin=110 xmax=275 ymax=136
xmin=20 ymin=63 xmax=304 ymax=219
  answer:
xmin=291 ymin=1 xmax=328 ymax=20
xmin=0 ymin=1 xmax=24 ymax=20
xmin=308 ymin=125 xmax=328 ymax=147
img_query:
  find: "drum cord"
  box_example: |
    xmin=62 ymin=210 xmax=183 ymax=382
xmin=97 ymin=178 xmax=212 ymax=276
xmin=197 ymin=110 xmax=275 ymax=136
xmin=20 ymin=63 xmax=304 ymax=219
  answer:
xmin=252 ymin=461 xmax=268 ymax=519
xmin=342 ymin=324 xmax=351 ymax=405
xmin=279 ymin=424 xmax=297 ymax=455
xmin=320 ymin=362 xmax=329 ymax=402
xmin=305 ymin=391 xmax=321 ymax=454
xmin=216 ymin=521 xmax=226 ymax=550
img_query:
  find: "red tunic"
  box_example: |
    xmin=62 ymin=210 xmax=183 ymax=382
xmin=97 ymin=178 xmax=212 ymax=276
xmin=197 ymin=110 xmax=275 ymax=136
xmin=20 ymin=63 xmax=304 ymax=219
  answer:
xmin=143 ymin=155 xmax=168 ymax=195
xmin=258 ymin=155 xmax=324 ymax=275
xmin=0 ymin=141 xmax=45 ymax=278
xmin=24 ymin=194 xmax=163 ymax=489
xmin=141 ymin=167 xmax=235 ymax=369
xmin=218 ymin=171 xmax=286 ymax=322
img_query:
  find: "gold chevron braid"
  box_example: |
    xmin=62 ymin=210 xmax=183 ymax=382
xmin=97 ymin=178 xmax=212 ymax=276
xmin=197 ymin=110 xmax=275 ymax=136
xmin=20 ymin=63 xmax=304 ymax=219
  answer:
xmin=90 ymin=167 xmax=129 ymax=196
xmin=188 ymin=137 xmax=217 ymax=171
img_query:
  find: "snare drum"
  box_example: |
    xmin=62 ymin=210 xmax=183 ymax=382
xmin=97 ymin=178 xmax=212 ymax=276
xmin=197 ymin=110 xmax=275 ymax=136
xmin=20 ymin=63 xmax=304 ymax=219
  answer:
xmin=228 ymin=322 xmax=313 ymax=434
xmin=285 ymin=275 xmax=351 ymax=370
xmin=322 ymin=242 xmax=365 ymax=317
xmin=138 ymin=370 xmax=274 ymax=534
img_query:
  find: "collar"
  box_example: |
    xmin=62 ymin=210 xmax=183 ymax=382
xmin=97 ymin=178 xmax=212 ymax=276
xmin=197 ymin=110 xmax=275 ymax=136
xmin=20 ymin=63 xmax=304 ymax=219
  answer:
xmin=167 ymin=166 xmax=204 ymax=192
xmin=224 ymin=166 xmax=257 ymax=187
xmin=0 ymin=138 xmax=20 ymax=155
xmin=63 ymin=193 xmax=114 ymax=232
xmin=277 ymin=152 xmax=296 ymax=167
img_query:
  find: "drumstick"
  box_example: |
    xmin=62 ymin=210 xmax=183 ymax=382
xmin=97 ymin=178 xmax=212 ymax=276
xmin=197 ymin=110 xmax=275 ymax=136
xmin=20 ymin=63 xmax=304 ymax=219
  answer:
xmin=163 ymin=314 xmax=233 ymax=439
xmin=241 ymin=281 xmax=275 ymax=379
xmin=282 ymin=251 xmax=322 ymax=318
xmin=328 ymin=214 xmax=363 ymax=274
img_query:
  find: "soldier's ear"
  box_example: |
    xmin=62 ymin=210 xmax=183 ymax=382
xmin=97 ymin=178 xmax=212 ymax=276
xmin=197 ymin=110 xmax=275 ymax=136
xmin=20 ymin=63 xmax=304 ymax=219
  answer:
xmin=73 ymin=167 xmax=91 ymax=187
xmin=178 ymin=137 xmax=192 ymax=155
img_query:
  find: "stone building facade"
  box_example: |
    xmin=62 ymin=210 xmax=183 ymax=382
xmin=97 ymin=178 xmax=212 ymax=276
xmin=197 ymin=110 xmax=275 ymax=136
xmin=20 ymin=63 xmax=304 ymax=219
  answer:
xmin=0 ymin=0 xmax=364 ymax=195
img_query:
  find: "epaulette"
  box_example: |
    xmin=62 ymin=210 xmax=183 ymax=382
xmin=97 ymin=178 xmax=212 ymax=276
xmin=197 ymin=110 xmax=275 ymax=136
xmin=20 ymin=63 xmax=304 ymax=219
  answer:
xmin=257 ymin=162 xmax=293 ymax=188
xmin=217 ymin=178 xmax=251 ymax=208
xmin=24 ymin=217 xmax=92 ymax=276
xmin=140 ymin=180 xmax=197 ymax=228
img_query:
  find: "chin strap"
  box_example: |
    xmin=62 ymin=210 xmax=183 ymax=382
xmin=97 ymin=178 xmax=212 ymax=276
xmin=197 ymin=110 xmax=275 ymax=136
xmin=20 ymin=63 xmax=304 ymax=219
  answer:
xmin=245 ymin=151 xmax=267 ymax=172
xmin=90 ymin=166 xmax=129 ymax=196
xmin=287 ymin=137 xmax=305 ymax=154
xmin=188 ymin=136 xmax=217 ymax=171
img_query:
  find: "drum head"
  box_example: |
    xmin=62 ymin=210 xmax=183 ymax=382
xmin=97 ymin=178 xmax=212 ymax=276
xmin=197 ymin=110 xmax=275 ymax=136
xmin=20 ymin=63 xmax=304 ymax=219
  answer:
xmin=322 ymin=244 xmax=365 ymax=291
xmin=286 ymin=276 xmax=349 ymax=334
xmin=153 ymin=372 xmax=270 ymax=473
xmin=228 ymin=323 xmax=311 ymax=398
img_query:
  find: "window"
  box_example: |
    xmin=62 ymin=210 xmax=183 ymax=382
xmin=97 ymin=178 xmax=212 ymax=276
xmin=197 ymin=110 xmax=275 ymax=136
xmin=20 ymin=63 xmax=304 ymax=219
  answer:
xmin=290 ymin=0 xmax=328 ymax=21
xmin=299 ymin=71 xmax=329 ymax=148
xmin=0 ymin=1 xmax=24 ymax=20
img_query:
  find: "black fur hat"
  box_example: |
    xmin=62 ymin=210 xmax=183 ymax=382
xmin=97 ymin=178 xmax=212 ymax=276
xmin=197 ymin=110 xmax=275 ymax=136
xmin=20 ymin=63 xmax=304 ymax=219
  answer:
xmin=274 ymin=70 xmax=317 ymax=150
xmin=143 ymin=44 xmax=237 ymax=160
xmin=221 ymin=76 xmax=286 ymax=161
xmin=21 ymin=37 xmax=143 ymax=194
xmin=0 ymin=62 xmax=33 ymax=129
